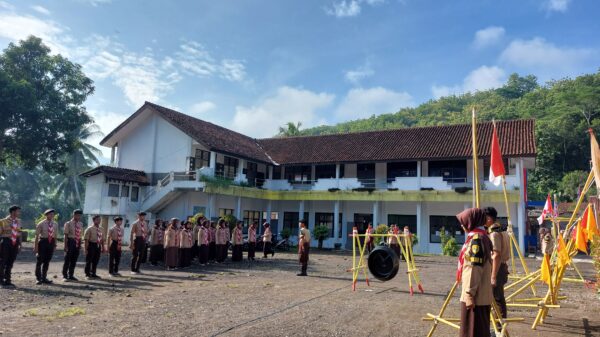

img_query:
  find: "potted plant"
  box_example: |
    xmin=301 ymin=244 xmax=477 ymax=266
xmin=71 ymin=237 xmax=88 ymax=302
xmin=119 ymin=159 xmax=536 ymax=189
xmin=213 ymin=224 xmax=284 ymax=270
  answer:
xmin=314 ymin=225 xmax=330 ymax=250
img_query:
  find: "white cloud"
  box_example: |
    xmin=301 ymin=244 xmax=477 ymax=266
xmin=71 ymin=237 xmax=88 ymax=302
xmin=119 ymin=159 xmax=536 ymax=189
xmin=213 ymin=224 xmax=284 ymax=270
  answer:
xmin=174 ymin=41 xmax=246 ymax=82
xmin=0 ymin=12 xmax=70 ymax=55
xmin=545 ymin=0 xmax=571 ymax=12
xmin=499 ymin=37 xmax=594 ymax=79
xmin=431 ymin=66 xmax=506 ymax=98
xmin=473 ymin=26 xmax=505 ymax=49
xmin=77 ymin=0 xmax=112 ymax=6
xmin=335 ymin=87 xmax=414 ymax=120
xmin=325 ymin=0 xmax=386 ymax=18
xmin=345 ymin=62 xmax=374 ymax=85
xmin=189 ymin=101 xmax=216 ymax=117
xmin=232 ymin=86 xmax=335 ymax=138
xmin=0 ymin=1 xmax=15 ymax=10
xmin=87 ymin=109 xmax=128 ymax=158
xmin=31 ymin=5 xmax=51 ymax=15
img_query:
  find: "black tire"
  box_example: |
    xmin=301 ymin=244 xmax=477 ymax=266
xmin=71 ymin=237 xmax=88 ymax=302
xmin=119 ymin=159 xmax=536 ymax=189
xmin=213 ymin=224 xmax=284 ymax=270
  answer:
xmin=368 ymin=245 xmax=400 ymax=281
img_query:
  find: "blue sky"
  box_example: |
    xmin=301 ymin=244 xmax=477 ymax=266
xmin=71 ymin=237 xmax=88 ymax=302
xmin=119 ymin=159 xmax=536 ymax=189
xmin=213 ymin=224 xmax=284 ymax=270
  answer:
xmin=0 ymin=0 xmax=599 ymax=159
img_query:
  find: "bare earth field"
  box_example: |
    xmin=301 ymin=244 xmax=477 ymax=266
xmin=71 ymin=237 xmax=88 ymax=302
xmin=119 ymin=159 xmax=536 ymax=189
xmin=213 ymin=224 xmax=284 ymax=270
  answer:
xmin=1 ymin=243 xmax=599 ymax=337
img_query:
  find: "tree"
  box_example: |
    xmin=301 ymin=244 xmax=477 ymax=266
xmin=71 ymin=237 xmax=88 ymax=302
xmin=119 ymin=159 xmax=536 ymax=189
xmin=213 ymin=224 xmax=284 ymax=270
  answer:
xmin=496 ymin=73 xmax=538 ymax=99
xmin=0 ymin=36 xmax=94 ymax=173
xmin=278 ymin=122 xmax=302 ymax=137
xmin=559 ymin=170 xmax=596 ymax=202
xmin=53 ymin=124 xmax=104 ymax=207
xmin=313 ymin=225 xmax=330 ymax=249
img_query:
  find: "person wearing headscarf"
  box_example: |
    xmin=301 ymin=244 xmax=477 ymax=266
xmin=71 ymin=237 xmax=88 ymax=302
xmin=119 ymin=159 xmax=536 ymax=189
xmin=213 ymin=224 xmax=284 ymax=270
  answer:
xmin=208 ymin=221 xmax=217 ymax=263
xmin=231 ymin=221 xmax=243 ymax=262
xmin=164 ymin=218 xmax=179 ymax=270
xmin=197 ymin=220 xmax=209 ymax=265
xmin=456 ymin=208 xmax=493 ymax=337
xmin=178 ymin=221 xmax=193 ymax=268
xmin=247 ymin=221 xmax=257 ymax=261
xmin=149 ymin=219 xmax=164 ymax=266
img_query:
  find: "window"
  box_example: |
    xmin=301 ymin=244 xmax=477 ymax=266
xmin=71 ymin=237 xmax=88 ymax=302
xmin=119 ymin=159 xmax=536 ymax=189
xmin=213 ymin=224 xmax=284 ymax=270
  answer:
xmin=219 ymin=208 xmax=234 ymax=217
xmin=283 ymin=212 xmax=309 ymax=233
xmin=285 ymin=165 xmax=312 ymax=183
xmin=483 ymin=157 xmax=510 ymax=179
xmin=429 ymin=216 xmax=465 ymax=244
xmin=315 ymin=212 xmax=342 ymax=238
xmin=108 ymin=184 xmax=120 ymax=197
xmin=121 ymin=185 xmax=130 ymax=198
xmin=428 ymin=160 xmax=467 ymax=183
xmin=387 ymin=162 xmax=418 ymax=182
xmin=315 ymin=164 xmax=344 ymax=179
xmin=194 ymin=149 xmax=211 ymax=169
xmin=222 ymin=156 xmax=239 ymax=179
xmin=243 ymin=210 xmax=262 ymax=226
xmin=130 ymin=186 xmax=139 ymax=202
xmin=387 ymin=214 xmax=417 ymax=234
xmin=353 ymin=213 xmax=373 ymax=234
xmin=272 ymin=166 xmax=282 ymax=179
xmin=357 ymin=163 xmax=375 ymax=187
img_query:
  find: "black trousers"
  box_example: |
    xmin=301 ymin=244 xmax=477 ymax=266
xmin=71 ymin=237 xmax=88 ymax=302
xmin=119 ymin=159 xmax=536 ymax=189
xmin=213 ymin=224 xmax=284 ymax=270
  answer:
xmin=248 ymin=242 xmax=256 ymax=259
xmin=149 ymin=244 xmax=164 ymax=265
xmin=85 ymin=242 xmax=101 ymax=277
xmin=0 ymin=238 xmax=19 ymax=282
xmin=178 ymin=248 xmax=191 ymax=267
xmin=232 ymin=244 xmax=243 ymax=261
xmin=198 ymin=244 xmax=209 ymax=264
xmin=494 ymin=263 xmax=509 ymax=318
xmin=131 ymin=237 xmax=145 ymax=272
xmin=263 ymin=241 xmax=273 ymax=257
xmin=109 ymin=242 xmax=121 ymax=274
xmin=299 ymin=243 xmax=310 ymax=274
xmin=62 ymin=238 xmax=80 ymax=278
xmin=35 ymin=239 xmax=54 ymax=281
xmin=216 ymin=244 xmax=225 ymax=262
xmin=192 ymin=242 xmax=198 ymax=260
xmin=208 ymin=242 xmax=216 ymax=261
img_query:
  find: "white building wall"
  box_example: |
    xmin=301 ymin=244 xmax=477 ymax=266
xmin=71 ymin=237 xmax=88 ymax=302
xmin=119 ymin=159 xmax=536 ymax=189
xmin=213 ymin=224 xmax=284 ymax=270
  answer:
xmin=118 ymin=112 xmax=155 ymax=172
xmin=154 ymin=116 xmax=192 ymax=173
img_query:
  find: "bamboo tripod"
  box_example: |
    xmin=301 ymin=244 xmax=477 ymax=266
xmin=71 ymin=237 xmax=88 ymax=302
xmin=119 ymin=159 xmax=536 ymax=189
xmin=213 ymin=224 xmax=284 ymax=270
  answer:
xmin=348 ymin=228 xmax=424 ymax=294
xmin=423 ymin=109 xmax=517 ymax=336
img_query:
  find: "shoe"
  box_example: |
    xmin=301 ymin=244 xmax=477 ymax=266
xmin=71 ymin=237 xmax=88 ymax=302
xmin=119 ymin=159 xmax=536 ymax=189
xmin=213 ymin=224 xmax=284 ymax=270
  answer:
xmin=297 ymin=273 xmax=307 ymax=277
xmin=36 ymin=280 xmax=43 ymax=285
xmin=3 ymin=281 xmax=15 ymax=287
xmin=92 ymin=275 xmax=101 ymax=279
xmin=130 ymin=271 xmax=139 ymax=275
xmin=114 ymin=273 xmax=122 ymax=277
xmin=42 ymin=279 xmax=53 ymax=284
xmin=85 ymin=276 xmax=92 ymax=280
xmin=63 ymin=277 xmax=70 ymax=282
xmin=69 ymin=276 xmax=79 ymax=282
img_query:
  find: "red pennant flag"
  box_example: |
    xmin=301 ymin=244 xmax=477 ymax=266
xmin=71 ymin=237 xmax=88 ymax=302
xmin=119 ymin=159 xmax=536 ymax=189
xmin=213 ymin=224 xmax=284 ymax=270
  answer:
xmin=489 ymin=122 xmax=506 ymax=186
xmin=537 ymin=194 xmax=553 ymax=225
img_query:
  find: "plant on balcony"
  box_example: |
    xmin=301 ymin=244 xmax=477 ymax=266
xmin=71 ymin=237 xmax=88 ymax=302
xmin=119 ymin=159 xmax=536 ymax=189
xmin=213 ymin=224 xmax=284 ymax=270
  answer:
xmin=314 ymin=225 xmax=330 ymax=250
xmin=280 ymin=228 xmax=292 ymax=240
xmin=440 ymin=227 xmax=458 ymax=256
xmin=222 ymin=214 xmax=238 ymax=231
xmin=374 ymin=224 xmax=389 ymax=245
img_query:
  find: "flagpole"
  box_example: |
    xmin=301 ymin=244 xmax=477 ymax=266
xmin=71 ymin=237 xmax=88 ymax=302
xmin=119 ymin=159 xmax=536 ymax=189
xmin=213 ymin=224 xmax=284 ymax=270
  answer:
xmin=472 ymin=107 xmax=480 ymax=208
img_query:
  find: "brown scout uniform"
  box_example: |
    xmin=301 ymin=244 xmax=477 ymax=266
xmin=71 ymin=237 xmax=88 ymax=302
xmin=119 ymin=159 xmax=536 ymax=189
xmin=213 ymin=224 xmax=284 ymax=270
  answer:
xmin=84 ymin=225 xmax=103 ymax=277
xmin=298 ymin=227 xmax=311 ymax=275
xmin=62 ymin=219 xmax=83 ymax=279
xmin=0 ymin=216 xmax=21 ymax=284
xmin=108 ymin=224 xmax=123 ymax=274
xmin=35 ymin=219 xmax=57 ymax=282
xmin=130 ymin=220 xmax=147 ymax=273
xmin=164 ymin=227 xmax=179 ymax=269
xmin=489 ymin=223 xmax=510 ymax=318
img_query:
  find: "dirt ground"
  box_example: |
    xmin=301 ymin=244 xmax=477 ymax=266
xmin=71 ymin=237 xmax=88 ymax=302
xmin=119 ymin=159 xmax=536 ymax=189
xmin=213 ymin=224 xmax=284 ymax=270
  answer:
xmin=1 ymin=243 xmax=599 ymax=337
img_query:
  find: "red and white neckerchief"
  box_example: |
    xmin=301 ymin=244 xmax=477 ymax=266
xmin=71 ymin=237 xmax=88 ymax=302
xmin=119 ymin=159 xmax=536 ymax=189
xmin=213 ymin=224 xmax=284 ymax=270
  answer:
xmin=116 ymin=226 xmax=122 ymax=251
xmin=202 ymin=228 xmax=209 ymax=245
xmin=10 ymin=218 xmax=18 ymax=246
xmin=47 ymin=221 xmax=55 ymax=243
xmin=249 ymin=227 xmax=256 ymax=242
xmin=96 ymin=226 xmax=102 ymax=244
xmin=157 ymin=228 xmax=164 ymax=243
xmin=456 ymin=227 xmax=487 ymax=282
xmin=140 ymin=221 xmax=147 ymax=240
xmin=74 ymin=221 xmax=82 ymax=247
xmin=236 ymin=228 xmax=242 ymax=244
xmin=366 ymin=227 xmax=373 ymax=241
xmin=186 ymin=229 xmax=192 ymax=245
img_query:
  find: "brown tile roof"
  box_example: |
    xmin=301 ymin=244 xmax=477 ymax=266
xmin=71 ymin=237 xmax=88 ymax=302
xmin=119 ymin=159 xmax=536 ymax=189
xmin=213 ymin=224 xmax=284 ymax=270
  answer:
xmin=80 ymin=165 xmax=149 ymax=185
xmin=100 ymin=102 xmax=536 ymax=166
xmin=257 ymin=119 xmax=536 ymax=165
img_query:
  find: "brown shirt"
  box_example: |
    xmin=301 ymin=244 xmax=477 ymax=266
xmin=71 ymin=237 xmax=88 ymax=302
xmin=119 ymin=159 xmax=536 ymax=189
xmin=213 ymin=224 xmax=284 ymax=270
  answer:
xmin=84 ymin=226 xmax=103 ymax=244
xmin=151 ymin=227 xmax=164 ymax=245
xmin=0 ymin=216 xmax=21 ymax=238
xmin=193 ymin=225 xmax=200 ymax=243
xmin=299 ymin=228 xmax=311 ymax=245
xmin=108 ymin=225 xmax=123 ymax=244
xmin=198 ymin=226 xmax=208 ymax=245
xmin=179 ymin=229 xmax=193 ymax=248
xmin=232 ymin=227 xmax=243 ymax=245
xmin=460 ymin=234 xmax=493 ymax=306
xmin=131 ymin=220 xmax=148 ymax=239
xmin=164 ymin=228 xmax=178 ymax=248
xmin=36 ymin=219 xmax=57 ymax=240
xmin=263 ymin=228 xmax=272 ymax=242
xmin=489 ymin=226 xmax=510 ymax=263
xmin=64 ymin=219 xmax=83 ymax=240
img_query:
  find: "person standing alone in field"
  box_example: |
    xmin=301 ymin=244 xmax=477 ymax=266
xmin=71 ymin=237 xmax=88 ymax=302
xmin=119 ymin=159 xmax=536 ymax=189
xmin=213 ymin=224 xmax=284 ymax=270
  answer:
xmin=129 ymin=211 xmax=147 ymax=274
xmin=84 ymin=215 xmax=103 ymax=279
xmin=62 ymin=209 xmax=83 ymax=282
xmin=297 ymin=219 xmax=311 ymax=276
xmin=108 ymin=216 xmax=124 ymax=276
xmin=0 ymin=205 xmax=22 ymax=287
xmin=262 ymin=222 xmax=274 ymax=258
xmin=34 ymin=209 xmax=57 ymax=285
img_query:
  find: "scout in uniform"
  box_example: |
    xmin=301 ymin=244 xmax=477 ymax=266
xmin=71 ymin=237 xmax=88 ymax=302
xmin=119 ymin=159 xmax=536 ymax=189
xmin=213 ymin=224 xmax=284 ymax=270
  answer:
xmin=108 ymin=216 xmax=124 ymax=276
xmin=231 ymin=221 xmax=243 ymax=262
xmin=262 ymin=222 xmax=274 ymax=258
xmin=197 ymin=220 xmax=209 ymax=265
xmin=34 ymin=209 xmax=58 ymax=285
xmin=365 ymin=223 xmax=374 ymax=253
xmin=298 ymin=219 xmax=311 ymax=276
xmin=192 ymin=218 xmax=202 ymax=261
xmin=247 ymin=221 xmax=257 ymax=261
xmin=149 ymin=219 xmax=164 ymax=266
xmin=178 ymin=221 xmax=193 ymax=268
xmin=129 ymin=211 xmax=148 ymax=274
xmin=388 ymin=224 xmax=401 ymax=258
xmin=484 ymin=207 xmax=510 ymax=319
xmin=84 ymin=215 xmax=104 ymax=279
xmin=164 ymin=218 xmax=179 ymax=270
xmin=215 ymin=219 xmax=226 ymax=263
xmin=62 ymin=209 xmax=83 ymax=282
xmin=456 ymin=208 xmax=493 ymax=337
xmin=0 ymin=205 xmax=22 ymax=287
xmin=208 ymin=221 xmax=217 ymax=262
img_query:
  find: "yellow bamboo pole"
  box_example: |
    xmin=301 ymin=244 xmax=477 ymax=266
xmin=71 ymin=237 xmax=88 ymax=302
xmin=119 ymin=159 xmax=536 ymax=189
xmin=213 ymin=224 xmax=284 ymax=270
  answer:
xmin=426 ymin=281 xmax=459 ymax=337
xmin=472 ymin=107 xmax=480 ymax=208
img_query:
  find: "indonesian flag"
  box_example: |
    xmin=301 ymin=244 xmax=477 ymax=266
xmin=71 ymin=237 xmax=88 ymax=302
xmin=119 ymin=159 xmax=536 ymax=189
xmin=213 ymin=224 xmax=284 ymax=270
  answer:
xmin=591 ymin=129 xmax=600 ymax=193
xmin=537 ymin=194 xmax=553 ymax=225
xmin=489 ymin=122 xmax=506 ymax=186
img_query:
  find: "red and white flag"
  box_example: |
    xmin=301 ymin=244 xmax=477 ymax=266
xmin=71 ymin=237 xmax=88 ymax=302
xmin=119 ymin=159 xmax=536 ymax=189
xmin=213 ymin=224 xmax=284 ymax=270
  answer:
xmin=537 ymin=194 xmax=553 ymax=225
xmin=489 ymin=122 xmax=506 ymax=186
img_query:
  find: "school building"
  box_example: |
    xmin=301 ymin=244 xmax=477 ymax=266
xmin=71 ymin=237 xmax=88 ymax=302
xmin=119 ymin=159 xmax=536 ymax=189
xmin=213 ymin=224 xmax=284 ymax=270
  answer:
xmin=81 ymin=102 xmax=536 ymax=253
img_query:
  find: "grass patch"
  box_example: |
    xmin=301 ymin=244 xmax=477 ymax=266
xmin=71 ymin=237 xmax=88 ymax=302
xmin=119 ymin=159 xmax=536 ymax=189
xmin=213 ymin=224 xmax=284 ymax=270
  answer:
xmin=226 ymin=283 xmax=239 ymax=288
xmin=23 ymin=308 xmax=39 ymax=317
xmin=189 ymin=274 xmax=207 ymax=278
xmin=56 ymin=307 xmax=86 ymax=319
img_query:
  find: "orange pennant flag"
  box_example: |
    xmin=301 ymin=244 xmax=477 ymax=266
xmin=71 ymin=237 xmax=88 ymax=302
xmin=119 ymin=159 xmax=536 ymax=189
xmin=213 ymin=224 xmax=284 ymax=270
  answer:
xmin=557 ymin=234 xmax=569 ymax=268
xmin=540 ymin=254 xmax=552 ymax=286
xmin=590 ymin=129 xmax=600 ymax=193
xmin=587 ymin=204 xmax=599 ymax=242
xmin=575 ymin=208 xmax=590 ymax=254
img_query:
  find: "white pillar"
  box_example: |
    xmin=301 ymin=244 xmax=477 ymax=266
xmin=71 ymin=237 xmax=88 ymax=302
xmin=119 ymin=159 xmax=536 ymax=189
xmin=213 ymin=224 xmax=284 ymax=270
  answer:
xmin=416 ymin=202 xmax=425 ymax=253
xmin=209 ymin=151 xmax=216 ymax=170
xmin=372 ymin=201 xmax=379 ymax=226
xmin=334 ymin=201 xmax=340 ymax=240
xmin=416 ymin=161 xmax=422 ymax=189
xmin=235 ymin=196 xmax=242 ymax=220
xmin=207 ymin=194 xmax=216 ymax=220
xmin=517 ymin=159 xmax=526 ymax=253
xmin=110 ymin=147 xmax=116 ymax=165
xmin=299 ymin=200 xmax=305 ymax=222
xmin=311 ymin=165 xmax=316 ymax=182
xmin=268 ymin=166 xmax=274 ymax=180
xmin=266 ymin=200 xmax=272 ymax=223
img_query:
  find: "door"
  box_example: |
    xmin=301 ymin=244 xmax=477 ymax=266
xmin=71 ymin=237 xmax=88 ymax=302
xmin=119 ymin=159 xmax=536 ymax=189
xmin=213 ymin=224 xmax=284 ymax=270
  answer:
xmin=357 ymin=163 xmax=375 ymax=188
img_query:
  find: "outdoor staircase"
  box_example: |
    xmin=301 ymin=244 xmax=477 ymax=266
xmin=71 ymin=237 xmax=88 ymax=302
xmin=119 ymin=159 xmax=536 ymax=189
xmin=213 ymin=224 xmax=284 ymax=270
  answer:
xmin=141 ymin=171 xmax=205 ymax=213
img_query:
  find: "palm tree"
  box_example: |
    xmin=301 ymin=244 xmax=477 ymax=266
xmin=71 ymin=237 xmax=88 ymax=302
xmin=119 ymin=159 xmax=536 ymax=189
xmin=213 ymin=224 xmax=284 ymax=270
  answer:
xmin=53 ymin=124 xmax=104 ymax=207
xmin=277 ymin=122 xmax=303 ymax=137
